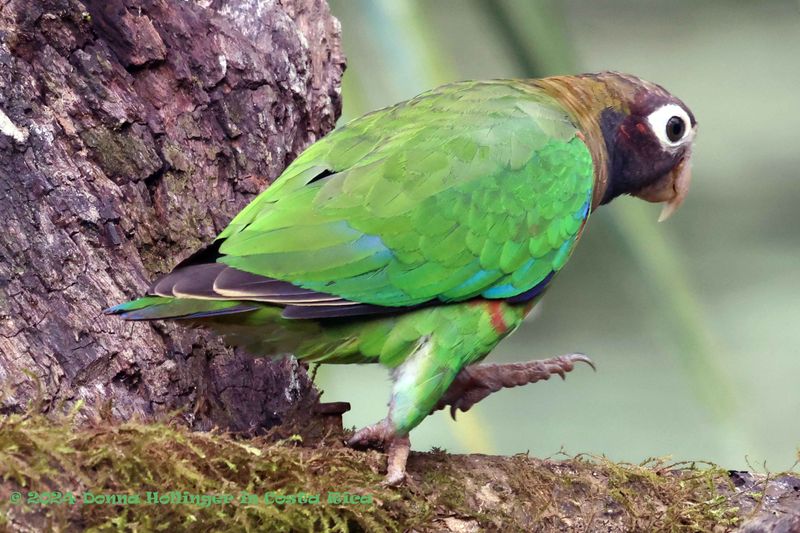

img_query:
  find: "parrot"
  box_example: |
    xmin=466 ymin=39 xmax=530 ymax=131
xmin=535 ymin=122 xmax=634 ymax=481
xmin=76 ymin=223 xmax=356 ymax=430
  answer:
xmin=106 ymin=71 xmax=696 ymax=485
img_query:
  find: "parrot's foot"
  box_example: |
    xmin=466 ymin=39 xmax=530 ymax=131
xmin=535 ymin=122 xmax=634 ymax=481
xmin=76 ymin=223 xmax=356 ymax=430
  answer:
xmin=383 ymin=435 xmax=410 ymax=486
xmin=436 ymin=353 xmax=595 ymax=419
xmin=346 ymin=418 xmax=411 ymax=486
xmin=346 ymin=418 xmax=394 ymax=450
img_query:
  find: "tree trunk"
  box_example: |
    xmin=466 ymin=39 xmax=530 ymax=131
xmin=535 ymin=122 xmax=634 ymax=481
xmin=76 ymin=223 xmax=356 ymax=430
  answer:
xmin=0 ymin=0 xmax=344 ymax=431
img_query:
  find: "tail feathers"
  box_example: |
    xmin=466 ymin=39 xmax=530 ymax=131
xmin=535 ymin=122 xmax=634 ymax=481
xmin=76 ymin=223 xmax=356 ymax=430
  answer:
xmin=104 ymin=296 xmax=259 ymax=321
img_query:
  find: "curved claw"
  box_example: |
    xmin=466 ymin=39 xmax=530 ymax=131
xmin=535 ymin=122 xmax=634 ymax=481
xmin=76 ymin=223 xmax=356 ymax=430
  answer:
xmin=569 ymin=353 xmax=596 ymax=372
xmin=545 ymin=353 xmax=595 ymax=380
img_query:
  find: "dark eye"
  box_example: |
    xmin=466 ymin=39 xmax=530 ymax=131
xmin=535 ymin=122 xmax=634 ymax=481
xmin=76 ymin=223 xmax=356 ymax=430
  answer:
xmin=666 ymin=116 xmax=686 ymax=142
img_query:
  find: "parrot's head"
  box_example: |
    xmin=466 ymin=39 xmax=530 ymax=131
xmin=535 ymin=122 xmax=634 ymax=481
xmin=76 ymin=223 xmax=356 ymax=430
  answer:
xmin=593 ymin=72 xmax=697 ymax=221
xmin=538 ymin=71 xmax=697 ymax=221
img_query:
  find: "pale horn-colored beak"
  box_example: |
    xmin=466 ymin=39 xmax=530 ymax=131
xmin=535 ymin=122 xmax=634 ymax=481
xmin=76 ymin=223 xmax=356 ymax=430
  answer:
xmin=633 ymin=150 xmax=693 ymax=222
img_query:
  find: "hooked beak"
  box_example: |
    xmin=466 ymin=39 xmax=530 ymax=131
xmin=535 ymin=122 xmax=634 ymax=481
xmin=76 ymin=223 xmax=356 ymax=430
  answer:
xmin=634 ymin=150 xmax=693 ymax=222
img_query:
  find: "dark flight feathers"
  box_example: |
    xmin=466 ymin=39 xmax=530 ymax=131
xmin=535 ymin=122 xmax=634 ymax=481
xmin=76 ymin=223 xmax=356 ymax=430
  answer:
xmin=147 ymin=250 xmax=410 ymax=319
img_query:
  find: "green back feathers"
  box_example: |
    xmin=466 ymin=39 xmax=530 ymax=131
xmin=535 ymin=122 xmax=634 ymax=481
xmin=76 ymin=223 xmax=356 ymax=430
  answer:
xmin=215 ymin=80 xmax=594 ymax=309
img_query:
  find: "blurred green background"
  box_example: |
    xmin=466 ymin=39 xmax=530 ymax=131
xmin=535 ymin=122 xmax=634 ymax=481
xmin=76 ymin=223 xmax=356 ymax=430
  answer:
xmin=318 ymin=0 xmax=800 ymax=470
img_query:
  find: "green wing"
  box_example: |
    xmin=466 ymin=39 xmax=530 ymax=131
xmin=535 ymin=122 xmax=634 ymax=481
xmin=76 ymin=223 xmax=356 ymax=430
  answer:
xmin=153 ymin=80 xmax=594 ymax=317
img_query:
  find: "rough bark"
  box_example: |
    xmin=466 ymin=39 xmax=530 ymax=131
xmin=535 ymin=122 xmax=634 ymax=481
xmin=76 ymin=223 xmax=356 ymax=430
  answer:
xmin=0 ymin=0 xmax=344 ymax=430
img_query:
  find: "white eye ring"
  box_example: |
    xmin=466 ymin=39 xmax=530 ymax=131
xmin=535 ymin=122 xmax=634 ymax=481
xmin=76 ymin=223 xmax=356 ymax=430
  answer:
xmin=646 ymin=104 xmax=693 ymax=149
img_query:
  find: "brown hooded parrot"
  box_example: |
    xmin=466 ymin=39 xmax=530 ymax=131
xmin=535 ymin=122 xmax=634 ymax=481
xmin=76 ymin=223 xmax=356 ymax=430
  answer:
xmin=107 ymin=72 xmax=697 ymax=484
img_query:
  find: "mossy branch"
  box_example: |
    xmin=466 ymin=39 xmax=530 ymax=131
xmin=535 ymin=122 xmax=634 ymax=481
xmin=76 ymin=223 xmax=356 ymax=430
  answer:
xmin=1 ymin=409 xmax=797 ymax=532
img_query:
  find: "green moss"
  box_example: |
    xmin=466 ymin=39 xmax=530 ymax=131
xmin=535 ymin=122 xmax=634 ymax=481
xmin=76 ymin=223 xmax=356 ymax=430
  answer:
xmin=0 ymin=409 xmax=401 ymax=531
xmin=0 ymin=408 xmax=755 ymax=531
